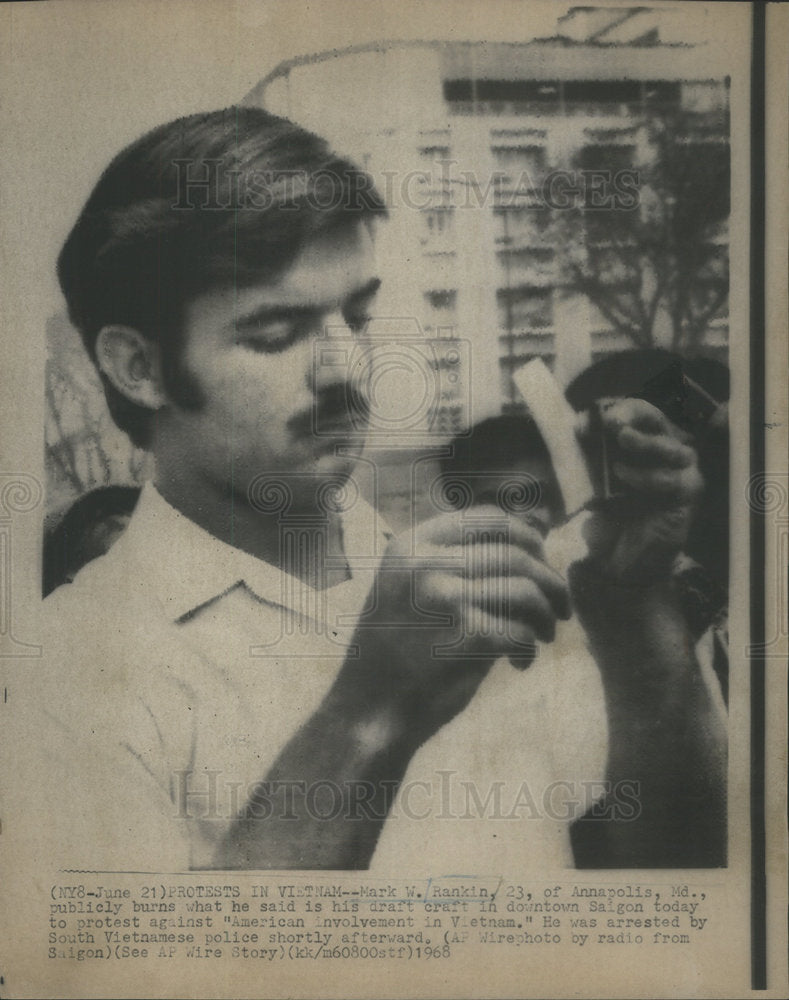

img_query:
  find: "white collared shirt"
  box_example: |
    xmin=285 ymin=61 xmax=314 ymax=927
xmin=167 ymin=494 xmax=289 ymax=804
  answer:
xmin=7 ymin=483 xmax=608 ymax=873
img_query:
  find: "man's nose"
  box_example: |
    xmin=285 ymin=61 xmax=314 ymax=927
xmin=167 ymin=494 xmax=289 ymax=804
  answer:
xmin=309 ymin=310 xmax=356 ymax=393
xmin=323 ymin=309 xmax=356 ymax=341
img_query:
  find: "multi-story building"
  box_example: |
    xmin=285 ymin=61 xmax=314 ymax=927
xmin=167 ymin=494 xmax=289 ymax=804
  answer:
xmin=248 ymin=6 xmax=730 ymax=446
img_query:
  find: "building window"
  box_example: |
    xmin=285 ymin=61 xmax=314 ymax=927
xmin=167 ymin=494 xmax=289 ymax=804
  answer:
xmin=575 ymin=143 xmax=638 ymax=245
xmin=497 ymin=285 xmax=553 ymax=331
xmin=491 ymin=144 xmax=548 ymax=205
xmin=577 ymin=142 xmax=637 ymax=175
xmin=680 ymin=81 xmax=726 ymax=115
xmin=423 ymin=289 xmax=458 ymax=333
xmin=590 ymin=328 xmax=633 ymax=359
xmin=419 ymin=145 xmax=451 ymax=160
xmin=418 ymin=145 xmax=453 ymax=204
xmin=564 ymin=80 xmax=641 ymax=115
xmin=420 ymin=207 xmax=455 ymax=249
xmin=492 ymin=144 xmax=547 ymax=176
xmin=642 ymin=81 xmax=681 ymax=110
xmin=496 ymin=287 xmax=554 ymax=407
xmin=493 ymin=206 xmax=552 ymax=247
xmin=425 ymin=289 xmax=457 ymax=310
xmin=497 ymin=247 xmax=555 ymax=283
xmin=444 ymin=79 xmax=561 ymax=116
xmin=498 ymin=330 xmax=554 ymax=349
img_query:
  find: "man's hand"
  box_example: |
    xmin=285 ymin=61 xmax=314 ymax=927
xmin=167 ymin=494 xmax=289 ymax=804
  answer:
xmin=219 ymin=507 xmax=570 ymax=869
xmin=577 ymin=398 xmax=704 ymax=583
xmin=335 ymin=508 xmax=571 ymax=748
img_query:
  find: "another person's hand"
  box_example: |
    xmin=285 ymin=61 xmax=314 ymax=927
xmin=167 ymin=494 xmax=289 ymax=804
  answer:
xmin=577 ymin=398 xmax=704 ymax=583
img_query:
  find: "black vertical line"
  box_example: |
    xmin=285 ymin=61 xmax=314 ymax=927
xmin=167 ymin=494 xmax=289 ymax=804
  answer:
xmin=503 ymin=225 xmax=515 ymax=407
xmin=749 ymin=1 xmax=767 ymax=991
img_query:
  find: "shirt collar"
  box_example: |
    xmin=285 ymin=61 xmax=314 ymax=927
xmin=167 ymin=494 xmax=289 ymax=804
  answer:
xmin=117 ymin=481 xmax=391 ymax=623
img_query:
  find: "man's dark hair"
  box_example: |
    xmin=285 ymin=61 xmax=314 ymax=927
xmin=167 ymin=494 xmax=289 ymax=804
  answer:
xmin=440 ymin=414 xmax=552 ymax=478
xmin=57 ymin=106 xmax=386 ymax=447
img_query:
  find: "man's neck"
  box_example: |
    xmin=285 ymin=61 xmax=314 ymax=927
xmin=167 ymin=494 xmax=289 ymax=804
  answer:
xmin=153 ymin=470 xmax=351 ymax=590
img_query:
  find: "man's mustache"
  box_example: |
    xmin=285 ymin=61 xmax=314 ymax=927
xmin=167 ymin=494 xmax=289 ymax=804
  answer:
xmin=287 ymin=384 xmax=370 ymax=438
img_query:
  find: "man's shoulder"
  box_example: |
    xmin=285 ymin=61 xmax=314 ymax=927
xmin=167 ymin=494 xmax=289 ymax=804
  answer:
xmin=38 ymin=526 xmax=199 ymax=732
xmin=41 ymin=526 xmax=172 ymax=670
xmin=44 ymin=531 xmax=151 ymax=617
xmin=44 ymin=481 xmax=176 ymax=621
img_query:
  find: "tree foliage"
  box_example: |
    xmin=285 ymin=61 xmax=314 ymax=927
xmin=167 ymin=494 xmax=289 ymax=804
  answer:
xmin=551 ymin=111 xmax=730 ymax=352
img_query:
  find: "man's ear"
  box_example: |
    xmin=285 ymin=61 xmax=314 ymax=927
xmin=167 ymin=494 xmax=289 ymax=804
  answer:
xmin=95 ymin=326 xmax=167 ymax=410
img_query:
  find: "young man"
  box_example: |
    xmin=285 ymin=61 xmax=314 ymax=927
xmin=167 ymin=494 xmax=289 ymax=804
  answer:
xmin=8 ymin=107 xmax=724 ymax=872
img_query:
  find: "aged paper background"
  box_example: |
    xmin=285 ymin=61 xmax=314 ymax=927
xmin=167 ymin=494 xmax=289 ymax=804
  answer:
xmin=0 ymin=1 xmax=786 ymax=997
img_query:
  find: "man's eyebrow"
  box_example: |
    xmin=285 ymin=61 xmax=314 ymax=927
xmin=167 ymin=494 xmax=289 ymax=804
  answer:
xmin=342 ymin=277 xmax=382 ymax=307
xmin=233 ymin=302 xmax=320 ymax=331
xmin=233 ymin=277 xmax=382 ymax=331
